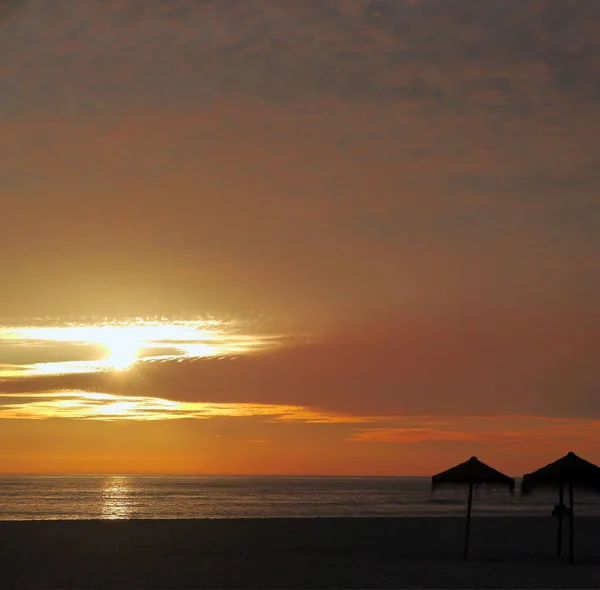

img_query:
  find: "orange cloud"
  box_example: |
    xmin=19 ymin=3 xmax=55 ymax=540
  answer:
xmin=0 ymin=391 xmax=371 ymax=424
xmin=350 ymin=416 xmax=600 ymax=446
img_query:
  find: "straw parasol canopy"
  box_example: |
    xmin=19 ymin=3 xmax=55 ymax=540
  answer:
xmin=433 ymin=456 xmax=515 ymax=491
xmin=432 ymin=457 xmax=514 ymax=560
xmin=521 ymin=451 xmax=600 ymax=493
xmin=521 ymin=451 xmax=600 ymax=563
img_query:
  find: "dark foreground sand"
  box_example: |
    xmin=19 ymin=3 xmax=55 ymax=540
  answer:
xmin=0 ymin=517 xmax=599 ymax=588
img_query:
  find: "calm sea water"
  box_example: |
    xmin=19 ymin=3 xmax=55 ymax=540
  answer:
xmin=1 ymin=475 xmax=599 ymax=520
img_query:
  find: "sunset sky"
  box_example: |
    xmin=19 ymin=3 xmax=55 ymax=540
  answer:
xmin=1 ymin=0 xmax=599 ymax=475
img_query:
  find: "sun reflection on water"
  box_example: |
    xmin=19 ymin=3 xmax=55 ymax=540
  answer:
xmin=101 ymin=476 xmax=133 ymax=519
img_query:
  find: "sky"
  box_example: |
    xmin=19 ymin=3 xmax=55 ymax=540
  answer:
xmin=0 ymin=0 xmax=599 ymax=475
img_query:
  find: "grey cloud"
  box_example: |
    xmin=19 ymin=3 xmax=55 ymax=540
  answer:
xmin=388 ymin=79 xmax=446 ymax=103
xmin=449 ymin=165 xmax=600 ymax=206
xmin=0 ymin=0 xmax=24 ymax=20
xmin=1 ymin=0 xmax=598 ymax=325
xmin=3 ymin=0 xmax=600 ymax=116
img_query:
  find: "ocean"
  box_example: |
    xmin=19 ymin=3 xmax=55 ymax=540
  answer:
xmin=1 ymin=475 xmax=599 ymax=520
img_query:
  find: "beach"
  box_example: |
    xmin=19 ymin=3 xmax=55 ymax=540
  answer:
xmin=0 ymin=517 xmax=599 ymax=588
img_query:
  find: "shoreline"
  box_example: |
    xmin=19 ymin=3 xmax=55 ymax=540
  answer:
xmin=0 ymin=508 xmax=600 ymax=524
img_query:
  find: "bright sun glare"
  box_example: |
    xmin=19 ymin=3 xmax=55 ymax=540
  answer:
xmin=97 ymin=330 xmax=144 ymax=370
xmin=0 ymin=318 xmax=277 ymax=385
xmin=65 ymin=323 xmax=214 ymax=370
xmin=11 ymin=321 xmax=229 ymax=372
xmin=0 ymin=319 xmax=286 ymax=419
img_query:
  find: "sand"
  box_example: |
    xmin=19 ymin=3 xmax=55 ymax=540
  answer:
xmin=0 ymin=517 xmax=599 ymax=588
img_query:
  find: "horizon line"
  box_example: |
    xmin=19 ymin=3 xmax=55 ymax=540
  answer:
xmin=0 ymin=472 xmax=526 ymax=479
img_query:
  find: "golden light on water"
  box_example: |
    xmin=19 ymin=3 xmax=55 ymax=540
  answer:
xmin=101 ymin=476 xmax=133 ymax=519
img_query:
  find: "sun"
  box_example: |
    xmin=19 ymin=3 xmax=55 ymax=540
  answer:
xmin=96 ymin=328 xmax=145 ymax=370
xmin=102 ymin=339 xmax=140 ymax=370
xmin=7 ymin=318 xmax=276 ymax=379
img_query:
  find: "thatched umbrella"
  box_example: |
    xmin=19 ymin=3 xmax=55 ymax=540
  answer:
xmin=521 ymin=451 xmax=600 ymax=564
xmin=432 ymin=456 xmax=515 ymax=560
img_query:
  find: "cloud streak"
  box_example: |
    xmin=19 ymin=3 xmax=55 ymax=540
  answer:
xmin=0 ymin=317 xmax=282 ymax=376
xmin=0 ymin=390 xmax=375 ymax=423
xmin=2 ymin=310 xmax=597 ymax=419
xmin=350 ymin=416 xmax=600 ymax=446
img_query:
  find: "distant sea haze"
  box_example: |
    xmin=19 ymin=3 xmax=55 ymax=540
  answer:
xmin=2 ymin=475 xmax=600 ymax=520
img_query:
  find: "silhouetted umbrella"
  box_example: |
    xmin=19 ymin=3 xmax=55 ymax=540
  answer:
xmin=432 ymin=456 xmax=515 ymax=560
xmin=521 ymin=451 xmax=600 ymax=564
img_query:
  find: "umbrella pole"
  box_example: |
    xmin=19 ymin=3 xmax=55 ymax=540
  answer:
xmin=557 ymin=485 xmax=563 ymax=557
xmin=568 ymin=483 xmax=574 ymax=564
xmin=464 ymin=482 xmax=473 ymax=560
